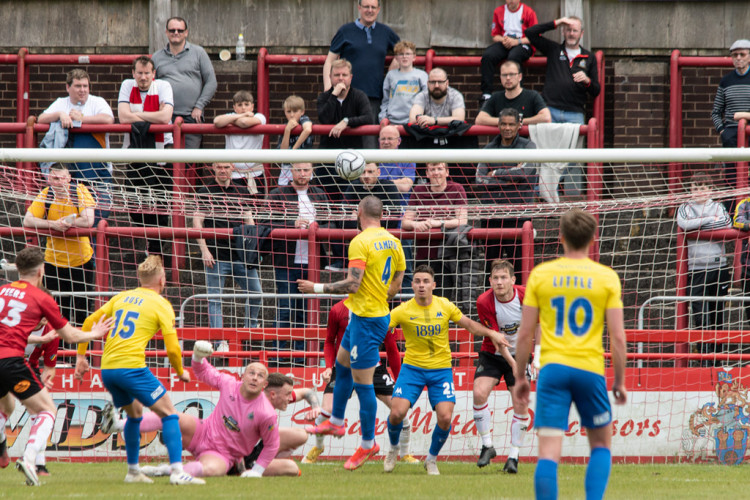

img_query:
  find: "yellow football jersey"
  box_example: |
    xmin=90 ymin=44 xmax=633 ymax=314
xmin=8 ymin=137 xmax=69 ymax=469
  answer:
xmin=80 ymin=287 xmax=182 ymax=374
xmin=389 ymin=296 xmax=463 ymax=369
xmin=524 ymin=257 xmax=623 ymax=375
xmin=345 ymin=227 xmax=406 ymax=317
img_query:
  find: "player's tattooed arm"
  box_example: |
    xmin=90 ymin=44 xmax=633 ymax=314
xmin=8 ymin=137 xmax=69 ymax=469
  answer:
xmin=325 ymin=267 xmax=363 ymax=294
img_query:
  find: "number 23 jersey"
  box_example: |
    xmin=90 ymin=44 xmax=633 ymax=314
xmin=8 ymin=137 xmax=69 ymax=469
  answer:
xmin=524 ymin=257 xmax=623 ymax=375
xmin=389 ymin=297 xmax=463 ymax=369
xmin=346 ymin=226 xmax=405 ymax=318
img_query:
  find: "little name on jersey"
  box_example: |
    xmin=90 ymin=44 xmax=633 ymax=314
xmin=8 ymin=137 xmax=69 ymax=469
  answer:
xmin=0 ymin=287 xmax=25 ymax=300
xmin=373 ymin=240 xmax=398 ymax=251
xmin=122 ymin=295 xmax=145 ymax=306
xmin=552 ymin=275 xmax=593 ymax=290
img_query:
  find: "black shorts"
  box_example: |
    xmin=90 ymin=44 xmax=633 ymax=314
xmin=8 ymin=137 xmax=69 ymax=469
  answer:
xmin=474 ymin=351 xmax=516 ymax=388
xmin=0 ymin=357 xmax=44 ymax=400
xmin=324 ymin=363 xmax=394 ymax=396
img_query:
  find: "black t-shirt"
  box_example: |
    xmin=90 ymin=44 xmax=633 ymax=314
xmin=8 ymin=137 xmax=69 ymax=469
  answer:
xmin=480 ymin=88 xmax=547 ymax=122
xmin=342 ymin=180 xmax=402 ymax=229
xmin=196 ymin=181 xmax=253 ymax=262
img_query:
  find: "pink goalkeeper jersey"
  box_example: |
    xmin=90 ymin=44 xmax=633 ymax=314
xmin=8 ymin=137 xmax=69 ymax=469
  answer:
xmin=191 ymin=359 xmax=279 ymax=467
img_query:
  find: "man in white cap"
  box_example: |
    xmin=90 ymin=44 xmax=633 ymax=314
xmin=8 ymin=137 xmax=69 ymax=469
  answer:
xmin=711 ymin=39 xmax=750 ymax=188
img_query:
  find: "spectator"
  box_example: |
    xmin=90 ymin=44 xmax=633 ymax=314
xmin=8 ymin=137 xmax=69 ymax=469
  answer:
xmin=377 ymin=125 xmax=416 ymax=289
xmin=277 ymin=95 xmax=313 ymax=186
xmin=38 ymin=68 xmax=115 ymax=181
xmin=711 ymin=39 xmax=750 ymax=189
xmin=480 ymin=0 xmax=538 ymax=101
xmin=317 ymin=59 xmax=373 ymax=200
xmin=527 ymin=16 xmax=600 ymax=196
xmin=343 ymin=163 xmax=402 ymax=221
xmin=23 ymin=163 xmax=95 ymax=326
xmin=409 ymin=68 xmax=466 ymax=127
xmin=193 ymin=162 xmax=262 ymax=329
xmin=267 ymin=163 xmax=329 ymax=328
xmin=213 ymin=91 xmax=267 ymax=195
xmin=676 ymin=172 xmax=731 ymax=338
xmin=476 ymin=108 xmax=536 ymax=274
xmin=475 ymin=60 xmax=550 ymax=126
xmin=38 ymin=69 xmax=114 ymax=224
xmin=378 ymin=125 xmax=416 ymax=201
xmin=324 ymin=0 xmax=400 ymax=147
xmin=401 ymin=162 xmax=467 ymax=300
xmin=152 ymin=16 xmax=217 ymax=149
xmin=379 ymin=40 xmax=427 ymax=126
xmin=117 ymin=55 xmax=174 ymax=261
xmin=733 ymin=195 xmax=750 ymax=320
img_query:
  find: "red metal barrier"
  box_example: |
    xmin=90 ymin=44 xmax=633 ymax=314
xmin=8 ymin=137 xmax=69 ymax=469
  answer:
xmin=256 ymin=49 xmax=605 ymax=148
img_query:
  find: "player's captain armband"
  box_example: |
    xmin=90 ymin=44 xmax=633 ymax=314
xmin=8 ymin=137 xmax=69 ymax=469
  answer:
xmin=349 ymin=259 xmax=366 ymax=269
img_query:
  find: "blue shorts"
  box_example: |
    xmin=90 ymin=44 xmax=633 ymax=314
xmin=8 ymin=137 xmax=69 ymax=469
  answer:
xmin=102 ymin=367 xmax=167 ymax=408
xmin=535 ymin=363 xmax=612 ymax=430
xmin=340 ymin=313 xmax=389 ymax=369
xmin=392 ymin=364 xmax=455 ymax=409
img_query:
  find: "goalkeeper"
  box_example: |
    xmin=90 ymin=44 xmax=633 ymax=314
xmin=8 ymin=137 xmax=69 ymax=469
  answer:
xmin=101 ymin=342 xmax=280 ymax=478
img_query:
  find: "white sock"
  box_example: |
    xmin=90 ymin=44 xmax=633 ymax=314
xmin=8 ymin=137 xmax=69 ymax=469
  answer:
xmin=473 ymin=404 xmax=493 ymax=447
xmin=329 ymin=416 xmax=345 ymax=426
xmin=170 ymin=462 xmax=184 ymax=474
xmin=509 ymin=445 xmax=520 ymax=460
xmin=24 ymin=411 xmax=54 ymax=465
xmin=128 ymin=464 xmax=140 ymax=474
xmin=426 ymin=453 xmax=437 ymax=463
xmin=511 ymin=413 xmax=529 ymax=448
xmin=36 ymin=451 xmax=46 ymax=466
xmin=315 ymin=411 xmax=329 ymax=448
xmin=361 ymin=439 xmax=374 ymax=449
xmin=399 ymin=417 xmax=411 ymax=456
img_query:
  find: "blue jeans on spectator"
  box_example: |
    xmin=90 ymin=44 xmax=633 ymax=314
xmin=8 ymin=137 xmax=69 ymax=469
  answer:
xmin=548 ymin=106 xmax=586 ymax=196
xmin=205 ymin=261 xmax=262 ymax=328
xmin=274 ymin=264 xmax=307 ymax=328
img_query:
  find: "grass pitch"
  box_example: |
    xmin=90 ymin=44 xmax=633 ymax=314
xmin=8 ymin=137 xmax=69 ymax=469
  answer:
xmin=0 ymin=460 xmax=744 ymax=499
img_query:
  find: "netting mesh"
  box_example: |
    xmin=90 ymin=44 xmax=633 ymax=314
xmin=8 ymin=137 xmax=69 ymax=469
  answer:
xmin=2 ymin=152 xmax=750 ymax=462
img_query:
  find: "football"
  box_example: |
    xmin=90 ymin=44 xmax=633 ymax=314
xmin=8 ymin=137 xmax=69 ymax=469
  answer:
xmin=335 ymin=150 xmax=366 ymax=181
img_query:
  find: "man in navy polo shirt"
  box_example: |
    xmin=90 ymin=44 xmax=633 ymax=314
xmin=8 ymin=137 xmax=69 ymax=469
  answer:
xmin=323 ymin=0 xmax=400 ymax=148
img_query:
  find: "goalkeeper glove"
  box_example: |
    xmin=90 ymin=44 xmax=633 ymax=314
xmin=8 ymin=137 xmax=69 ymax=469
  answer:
xmin=192 ymin=341 xmax=214 ymax=364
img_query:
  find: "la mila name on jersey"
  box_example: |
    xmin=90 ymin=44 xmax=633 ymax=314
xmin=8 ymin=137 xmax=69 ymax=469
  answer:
xmin=89 ymin=288 xmax=178 ymax=370
xmin=524 ymin=257 xmax=623 ymax=375
xmin=345 ymin=227 xmax=406 ymax=318
xmin=389 ymin=296 xmax=463 ymax=369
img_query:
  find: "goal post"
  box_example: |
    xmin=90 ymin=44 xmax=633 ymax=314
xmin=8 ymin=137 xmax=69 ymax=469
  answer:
xmin=0 ymin=146 xmax=749 ymax=463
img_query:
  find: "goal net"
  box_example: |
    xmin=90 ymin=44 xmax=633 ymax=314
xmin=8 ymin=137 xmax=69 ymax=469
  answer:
xmin=0 ymin=146 xmax=749 ymax=464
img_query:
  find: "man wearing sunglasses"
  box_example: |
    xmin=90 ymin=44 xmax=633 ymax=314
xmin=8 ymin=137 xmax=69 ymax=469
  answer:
xmin=152 ymin=17 xmax=217 ymax=149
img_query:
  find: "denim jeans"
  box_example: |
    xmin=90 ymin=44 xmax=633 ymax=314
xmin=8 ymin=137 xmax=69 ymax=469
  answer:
xmin=205 ymin=260 xmax=262 ymax=328
xmin=274 ymin=264 xmax=307 ymax=328
xmin=548 ymin=106 xmax=586 ymax=196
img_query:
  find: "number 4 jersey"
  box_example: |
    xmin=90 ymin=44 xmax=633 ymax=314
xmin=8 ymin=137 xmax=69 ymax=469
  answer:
xmin=0 ymin=280 xmax=67 ymax=359
xmin=80 ymin=287 xmax=182 ymax=374
xmin=524 ymin=256 xmax=623 ymax=376
xmin=345 ymin=226 xmax=405 ymax=318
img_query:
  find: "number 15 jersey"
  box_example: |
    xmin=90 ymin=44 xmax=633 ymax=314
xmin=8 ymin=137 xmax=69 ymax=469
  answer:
xmin=524 ymin=257 xmax=623 ymax=376
xmin=346 ymin=226 xmax=405 ymax=318
xmin=83 ymin=287 xmax=181 ymax=373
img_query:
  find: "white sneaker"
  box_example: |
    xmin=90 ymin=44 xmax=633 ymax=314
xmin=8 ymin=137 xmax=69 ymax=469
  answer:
xmin=170 ymin=471 xmax=206 ymax=485
xmin=424 ymin=460 xmax=440 ymax=476
xmin=124 ymin=472 xmax=154 ymax=484
xmin=141 ymin=464 xmax=172 ymax=477
xmin=100 ymin=403 xmax=118 ymax=434
xmin=384 ymin=447 xmax=399 ymax=473
xmin=16 ymin=458 xmax=40 ymax=486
